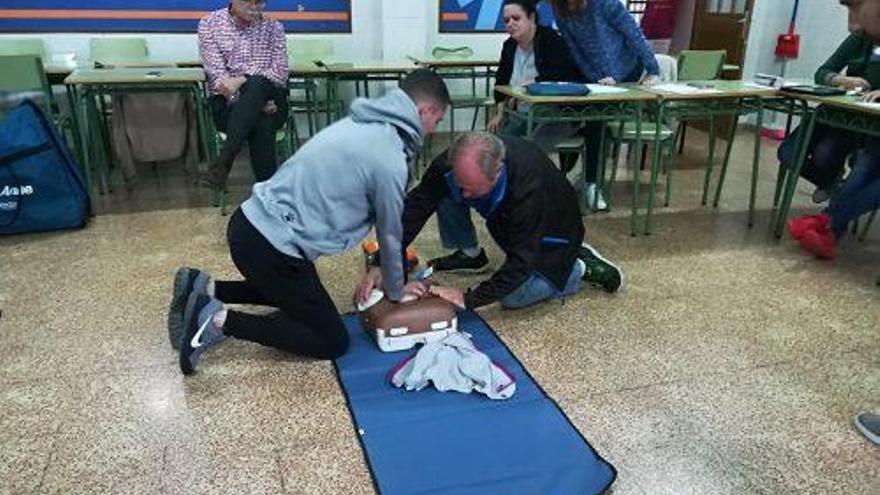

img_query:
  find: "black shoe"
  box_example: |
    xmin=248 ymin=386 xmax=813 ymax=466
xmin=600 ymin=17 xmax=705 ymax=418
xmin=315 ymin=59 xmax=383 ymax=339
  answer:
xmin=578 ymin=243 xmax=623 ymax=293
xmin=428 ymin=249 xmax=490 ymax=273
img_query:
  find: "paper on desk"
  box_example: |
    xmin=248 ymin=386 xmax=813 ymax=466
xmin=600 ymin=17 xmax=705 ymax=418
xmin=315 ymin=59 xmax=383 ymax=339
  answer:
xmin=652 ymin=83 xmax=721 ymax=94
xmin=585 ymin=84 xmax=629 ymax=94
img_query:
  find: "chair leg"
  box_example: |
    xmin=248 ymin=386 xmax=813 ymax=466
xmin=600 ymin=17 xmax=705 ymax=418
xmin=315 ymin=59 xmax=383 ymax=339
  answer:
xmin=605 ymin=135 xmax=623 ymax=207
xmin=712 ymin=117 xmax=739 ymax=208
xmin=449 ymin=106 xmax=456 ymax=145
xmin=663 ymin=141 xmax=674 ymax=207
xmin=859 ymin=209 xmax=877 ymax=241
xmin=677 ymin=122 xmax=687 ymax=154
xmin=701 ymin=116 xmax=718 ymax=206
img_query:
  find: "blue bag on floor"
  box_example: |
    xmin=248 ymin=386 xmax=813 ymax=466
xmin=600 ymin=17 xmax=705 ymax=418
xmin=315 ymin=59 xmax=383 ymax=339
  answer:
xmin=335 ymin=310 xmax=617 ymax=495
xmin=0 ymin=100 xmax=89 ymax=235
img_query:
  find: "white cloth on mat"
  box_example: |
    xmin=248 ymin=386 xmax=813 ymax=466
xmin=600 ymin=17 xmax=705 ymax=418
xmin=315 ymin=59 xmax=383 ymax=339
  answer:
xmin=389 ymin=332 xmax=516 ymax=400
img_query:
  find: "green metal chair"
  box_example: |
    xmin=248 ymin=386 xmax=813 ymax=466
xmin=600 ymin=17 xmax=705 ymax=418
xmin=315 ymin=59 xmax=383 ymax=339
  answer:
xmin=675 ymin=49 xmax=726 ymax=154
xmin=0 ymin=39 xmax=47 ymax=59
xmin=602 ymin=54 xmax=678 ymax=219
xmin=89 ymin=38 xmax=149 ymax=64
xmin=288 ymin=38 xmax=339 ymax=135
xmin=0 ymin=55 xmax=53 ymax=117
xmin=0 ymin=54 xmax=82 ymax=183
xmin=431 ymin=46 xmax=495 ymax=139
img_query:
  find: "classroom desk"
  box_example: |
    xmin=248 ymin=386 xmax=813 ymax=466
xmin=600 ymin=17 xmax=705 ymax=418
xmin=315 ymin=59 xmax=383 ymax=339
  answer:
xmin=64 ymin=68 xmax=208 ymax=203
xmin=639 ymin=80 xmax=779 ymax=234
xmin=495 ymin=84 xmax=657 ymax=236
xmin=772 ymin=91 xmax=880 ymax=238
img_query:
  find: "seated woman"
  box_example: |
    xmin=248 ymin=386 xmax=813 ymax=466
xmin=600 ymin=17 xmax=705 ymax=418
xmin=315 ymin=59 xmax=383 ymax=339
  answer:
xmin=777 ymin=25 xmax=879 ymax=203
xmin=548 ymin=0 xmax=661 ymax=210
xmin=488 ymin=0 xmax=584 ymax=162
xmin=788 ymin=139 xmax=880 ymax=259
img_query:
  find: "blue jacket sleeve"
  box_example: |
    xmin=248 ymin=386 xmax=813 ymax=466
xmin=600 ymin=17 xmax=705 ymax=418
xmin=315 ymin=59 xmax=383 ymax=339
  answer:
xmin=604 ymin=0 xmax=660 ymax=76
xmin=557 ymin=17 xmax=604 ymax=81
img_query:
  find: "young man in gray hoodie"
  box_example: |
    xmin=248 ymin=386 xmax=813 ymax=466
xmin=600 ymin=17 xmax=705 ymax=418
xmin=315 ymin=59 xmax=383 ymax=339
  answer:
xmin=168 ymin=69 xmax=450 ymax=374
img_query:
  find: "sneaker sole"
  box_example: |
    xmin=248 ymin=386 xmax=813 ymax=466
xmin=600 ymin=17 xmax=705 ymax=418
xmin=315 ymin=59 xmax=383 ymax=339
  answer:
xmin=581 ymin=243 xmax=625 ymax=293
xmin=179 ymin=292 xmax=201 ymax=376
xmin=431 ymin=265 xmax=492 ymax=275
xmin=168 ymin=267 xmax=197 ymax=351
xmin=854 ymin=414 xmax=880 ymax=446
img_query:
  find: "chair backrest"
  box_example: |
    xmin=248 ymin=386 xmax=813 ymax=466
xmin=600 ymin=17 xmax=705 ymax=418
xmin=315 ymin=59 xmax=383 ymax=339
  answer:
xmin=431 ymin=46 xmax=474 ymax=60
xmin=677 ymin=50 xmax=725 ymax=81
xmin=0 ymin=55 xmax=53 ymax=116
xmin=288 ymin=38 xmax=333 ymax=65
xmin=89 ymin=37 xmax=149 ymax=63
xmin=655 ymin=54 xmax=677 ymax=82
xmin=0 ymin=39 xmax=47 ymax=59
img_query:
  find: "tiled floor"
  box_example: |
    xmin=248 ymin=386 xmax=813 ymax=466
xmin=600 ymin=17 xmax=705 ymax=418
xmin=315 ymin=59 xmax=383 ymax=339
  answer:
xmin=1 ymin=128 xmax=878 ymax=494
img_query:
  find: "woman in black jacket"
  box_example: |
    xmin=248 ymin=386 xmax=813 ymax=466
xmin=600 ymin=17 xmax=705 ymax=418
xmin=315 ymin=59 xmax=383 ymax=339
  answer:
xmin=488 ymin=0 xmax=584 ymax=156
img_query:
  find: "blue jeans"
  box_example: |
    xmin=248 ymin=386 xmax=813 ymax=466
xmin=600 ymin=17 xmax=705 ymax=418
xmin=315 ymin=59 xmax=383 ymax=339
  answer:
xmin=501 ymin=259 xmax=585 ymax=309
xmin=777 ymin=123 xmax=858 ymax=189
xmin=437 ymin=197 xmax=479 ymax=250
xmin=826 ymin=146 xmax=880 ymax=237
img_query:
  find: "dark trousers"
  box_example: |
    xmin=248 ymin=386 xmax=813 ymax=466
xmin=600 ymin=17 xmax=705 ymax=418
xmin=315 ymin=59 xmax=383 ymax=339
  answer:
xmin=777 ymin=122 xmax=858 ymax=190
xmin=581 ymin=65 xmax=645 ymax=182
xmin=826 ymin=141 xmax=880 ymax=237
xmin=209 ymin=75 xmax=289 ymax=182
xmin=214 ymin=208 xmax=349 ymax=360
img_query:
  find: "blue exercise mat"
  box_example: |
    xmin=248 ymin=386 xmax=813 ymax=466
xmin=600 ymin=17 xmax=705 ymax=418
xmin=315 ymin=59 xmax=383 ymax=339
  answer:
xmin=334 ymin=310 xmax=616 ymax=495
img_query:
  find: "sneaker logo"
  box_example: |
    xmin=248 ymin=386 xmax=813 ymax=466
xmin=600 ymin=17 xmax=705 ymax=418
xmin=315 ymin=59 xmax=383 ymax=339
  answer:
xmin=191 ymin=317 xmax=212 ymax=349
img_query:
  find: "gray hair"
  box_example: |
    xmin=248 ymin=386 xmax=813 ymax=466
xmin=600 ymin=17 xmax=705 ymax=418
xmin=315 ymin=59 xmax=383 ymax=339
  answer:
xmin=448 ymin=132 xmax=505 ymax=179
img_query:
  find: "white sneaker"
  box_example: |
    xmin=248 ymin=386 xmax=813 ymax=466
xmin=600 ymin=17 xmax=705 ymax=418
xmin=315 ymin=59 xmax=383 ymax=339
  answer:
xmin=584 ymin=183 xmax=608 ymax=211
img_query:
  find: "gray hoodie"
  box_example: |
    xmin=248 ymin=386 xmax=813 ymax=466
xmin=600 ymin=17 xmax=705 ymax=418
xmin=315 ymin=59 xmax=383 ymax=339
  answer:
xmin=241 ymin=88 xmax=423 ymax=301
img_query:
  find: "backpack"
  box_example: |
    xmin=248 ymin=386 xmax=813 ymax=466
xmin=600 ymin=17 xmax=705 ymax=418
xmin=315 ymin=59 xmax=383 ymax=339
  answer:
xmin=0 ymin=100 xmax=89 ymax=235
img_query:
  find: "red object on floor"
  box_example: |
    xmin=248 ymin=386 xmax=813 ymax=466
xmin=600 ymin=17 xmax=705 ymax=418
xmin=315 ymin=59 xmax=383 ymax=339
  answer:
xmin=795 ymin=214 xmax=836 ymax=260
xmin=787 ymin=214 xmax=830 ymax=241
xmin=760 ymin=128 xmax=786 ymax=141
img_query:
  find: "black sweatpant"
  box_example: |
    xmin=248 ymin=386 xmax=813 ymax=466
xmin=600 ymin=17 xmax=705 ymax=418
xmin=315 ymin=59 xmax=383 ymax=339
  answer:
xmin=214 ymin=208 xmax=349 ymax=360
xmin=209 ymin=75 xmax=290 ymax=182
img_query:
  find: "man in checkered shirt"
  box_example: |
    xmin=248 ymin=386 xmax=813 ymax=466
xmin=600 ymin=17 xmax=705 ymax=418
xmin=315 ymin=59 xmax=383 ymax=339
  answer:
xmin=198 ymin=0 xmax=289 ymax=187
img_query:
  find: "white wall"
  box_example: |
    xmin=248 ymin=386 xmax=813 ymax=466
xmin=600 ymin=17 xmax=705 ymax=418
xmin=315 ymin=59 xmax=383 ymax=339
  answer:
xmin=742 ymin=0 xmax=849 ymax=82
xmin=741 ymin=0 xmax=849 ymax=129
xmin=0 ymin=0 xmax=383 ymax=64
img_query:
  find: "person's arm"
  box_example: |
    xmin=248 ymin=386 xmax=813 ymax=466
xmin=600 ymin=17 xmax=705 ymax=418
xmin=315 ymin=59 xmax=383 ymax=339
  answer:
xmin=494 ymin=40 xmax=514 ymax=103
xmin=370 ymin=162 xmax=408 ymax=302
xmin=604 ymin=0 xmax=660 ymax=76
xmin=252 ymin=21 xmax=289 ymax=87
xmin=463 ymin=175 xmax=544 ymax=309
xmin=815 ymin=34 xmax=866 ymax=87
xmin=400 ymin=153 xmax=451 ymax=249
xmin=198 ymin=16 xmax=231 ymax=94
xmin=556 ymin=16 xmax=602 ymax=82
